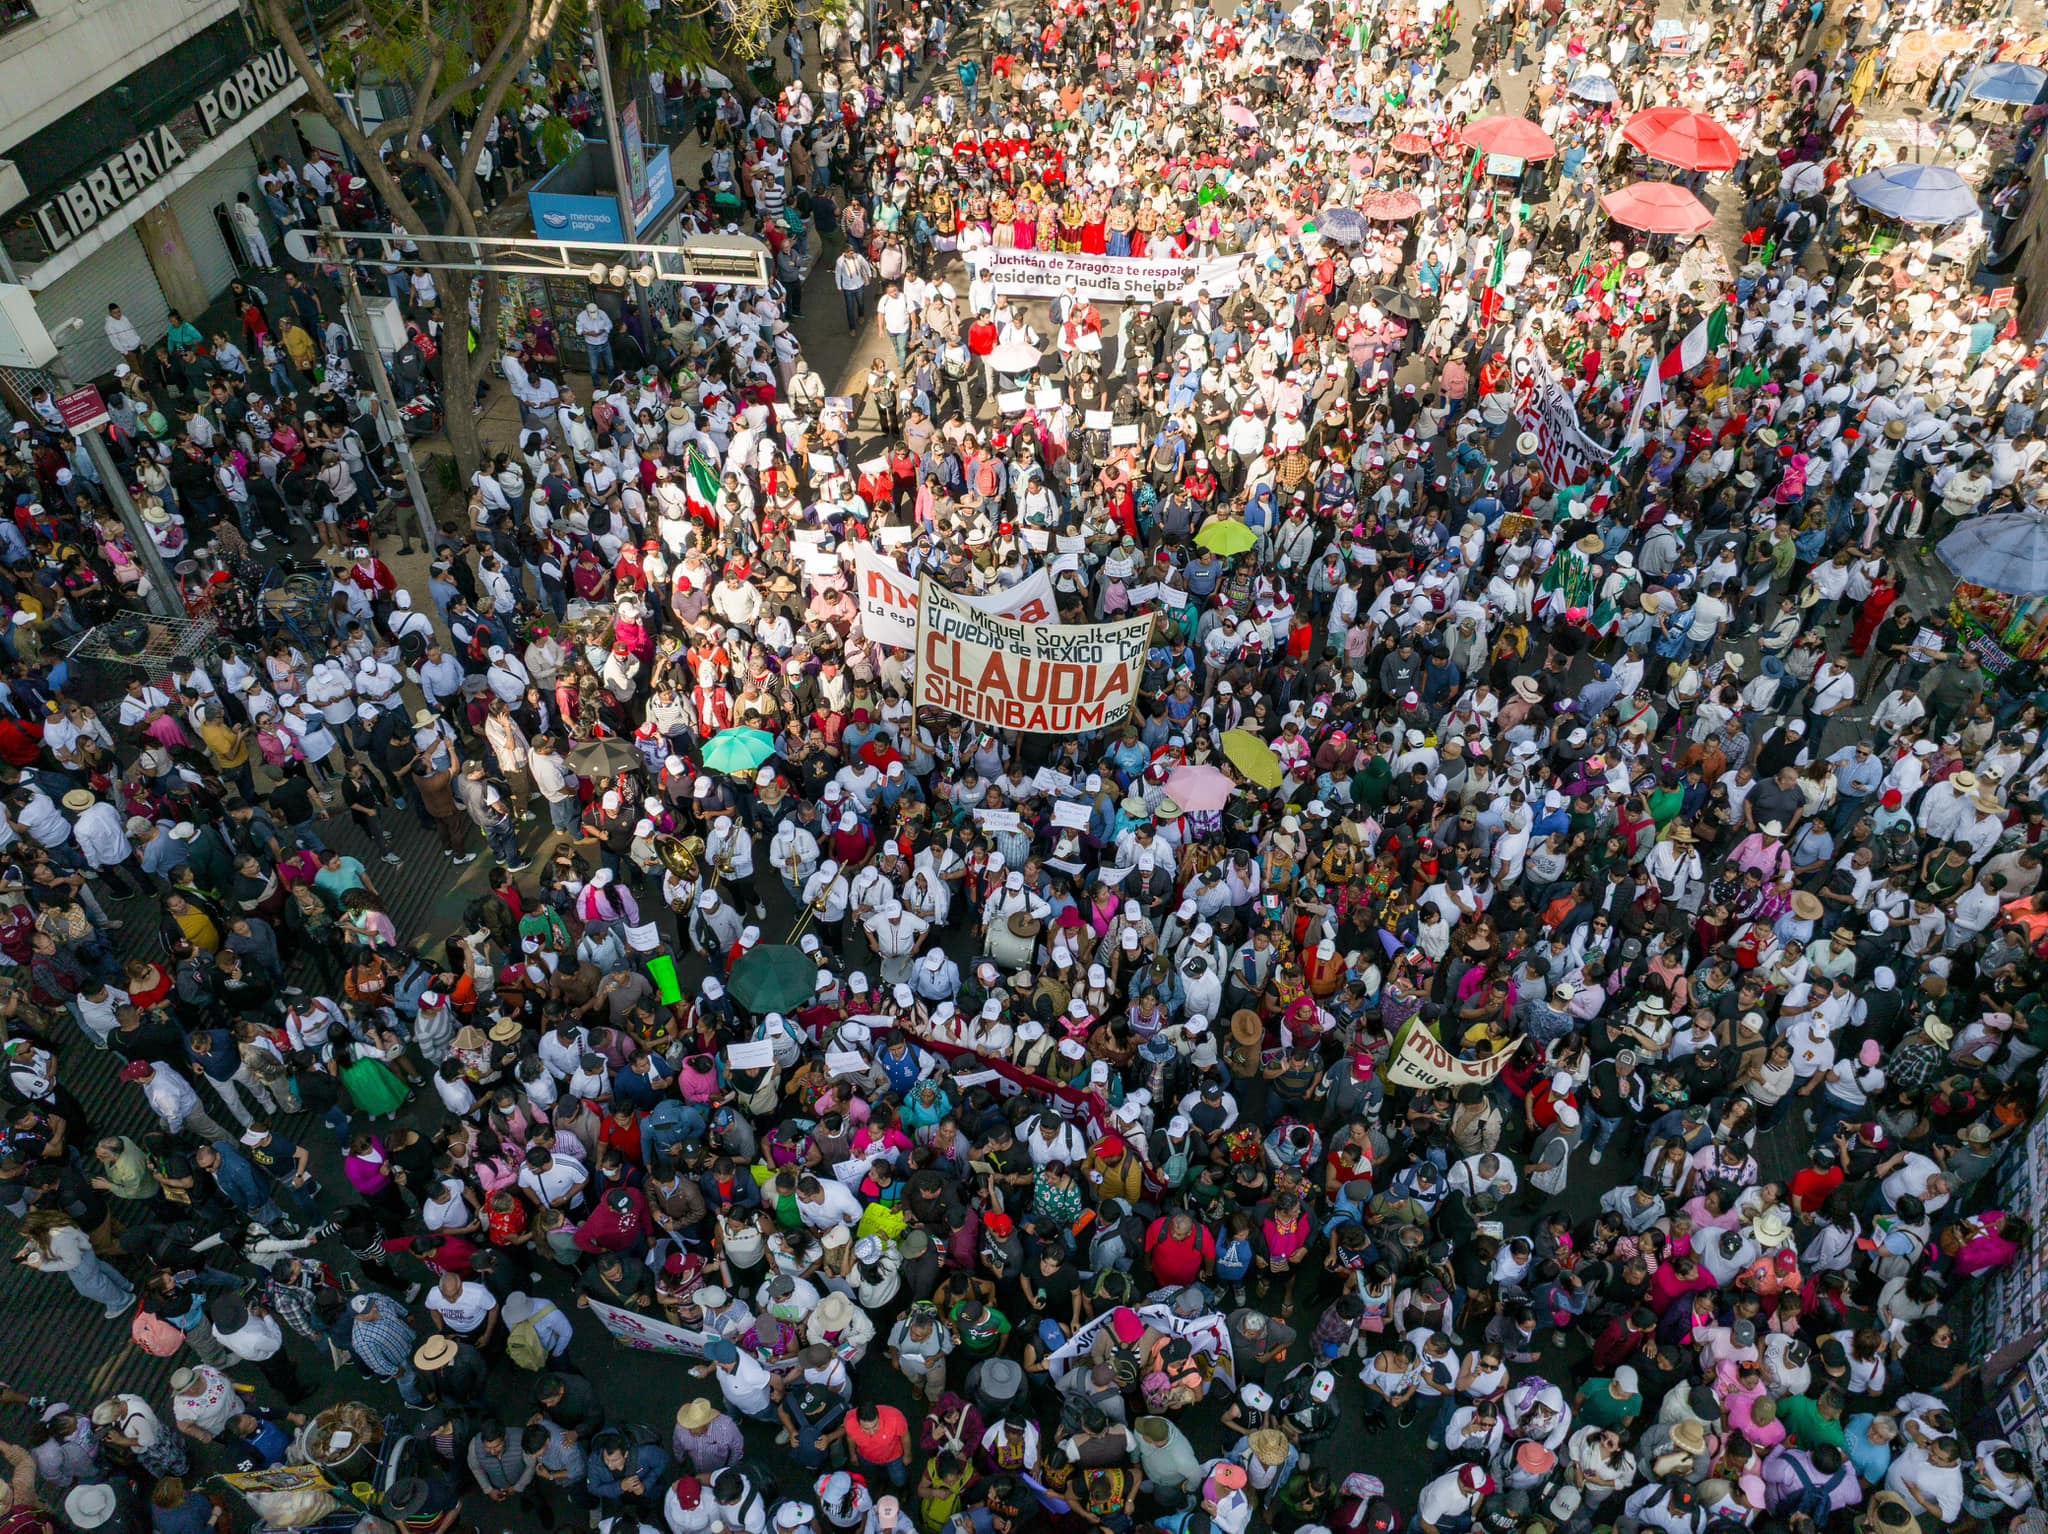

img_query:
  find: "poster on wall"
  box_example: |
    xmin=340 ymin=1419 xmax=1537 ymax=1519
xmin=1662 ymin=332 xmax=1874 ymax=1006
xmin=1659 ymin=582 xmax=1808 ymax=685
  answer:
xmin=912 ymin=577 xmax=1151 ymax=734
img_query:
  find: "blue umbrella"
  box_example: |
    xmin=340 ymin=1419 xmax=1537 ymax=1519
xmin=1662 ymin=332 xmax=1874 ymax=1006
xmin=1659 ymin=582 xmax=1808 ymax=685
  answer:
xmin=1846 ymin=163 xmax=1979 ymax=225
xmin=1569 ymin=73 xmax=1620 ymax=104
xmin=1966 ymin=61 xmax=2048 ymax=105
xmin=1938 ymin=513 xmax=2048 ymax=596
xmin=1329 ymin=102 xmax=1373 ymax=125
xmin=1316 ymin=207 xmax=1369 ymax=244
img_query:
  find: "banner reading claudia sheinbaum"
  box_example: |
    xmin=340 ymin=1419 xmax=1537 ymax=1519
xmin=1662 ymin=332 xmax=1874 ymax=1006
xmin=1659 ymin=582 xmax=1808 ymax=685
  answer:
xmin=913 ymin=577 xmax=1152 ymax=734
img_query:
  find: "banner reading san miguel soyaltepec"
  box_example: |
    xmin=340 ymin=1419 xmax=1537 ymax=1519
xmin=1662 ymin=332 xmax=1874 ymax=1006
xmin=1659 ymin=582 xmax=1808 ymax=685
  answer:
xmin=914 ymin=577 xmax=1152 ymax=733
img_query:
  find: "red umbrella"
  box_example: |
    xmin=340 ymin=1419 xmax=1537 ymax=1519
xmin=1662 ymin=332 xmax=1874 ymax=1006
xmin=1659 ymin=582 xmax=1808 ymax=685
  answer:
xmin=1621 ymin=107 xmax=1741 ymax=172
xmin=1390 ymin=131 xmax=1432 ymax=154
xmin=1363 ymin=189 xmax=1424 ymax=220
xmin=1599 ymin=180 xmax=1716 ymax=235
xmin=1458 ymin=114 xmax=1556 ymax=160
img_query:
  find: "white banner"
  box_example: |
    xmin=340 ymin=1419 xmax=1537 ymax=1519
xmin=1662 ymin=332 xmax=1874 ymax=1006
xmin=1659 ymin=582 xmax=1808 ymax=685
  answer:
xmin=974 ymin=248 xmax=1248 ymax=303
xmin=913 ymin=577 xmax=1151 ymax=734
xmin=587 ymin=1297 xmax=706 ymax=1356
xmin=1511 ymin=341 xmax=1610 ymax=486
xmin=849 ymin=546 xmax=1057 ymax=649
xmin=1046 ymin=1303 xmax=1237 ymax=1387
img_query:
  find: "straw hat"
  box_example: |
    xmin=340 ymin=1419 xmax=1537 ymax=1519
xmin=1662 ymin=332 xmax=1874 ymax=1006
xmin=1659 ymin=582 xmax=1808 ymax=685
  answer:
xmin=1512 ymin=677 xmax=1542 ymax=702
xmin=414 ymin=1336 xmax=459 ymax=1371
xmin=1789 ymin=891 xmax=1825 ymax=921
xmin=1574 ymin=533 xmax=1604 ymax=555
xmin=1751 ymin=1209 xmax=1793 ymax=1249
xmin=1231 ymin=1010 xmax=1265 ymax=1049
xmin=678 ymin=1399 xmax=721 ymax=1431
xmin=61 ymin=789 xmax=95 ymax=813
xmin=1515 ymin=430 xmax=1540 ymax=455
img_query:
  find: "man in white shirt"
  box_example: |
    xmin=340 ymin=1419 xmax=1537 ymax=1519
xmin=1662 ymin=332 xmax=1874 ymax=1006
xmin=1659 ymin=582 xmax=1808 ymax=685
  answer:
xmin=425 ymin=1272 xmax=501 ymax=1346
xmin=68 ymin=790 xmax=149 ymax=896
xmin=575 ymin=302 xmax=615 ymax=381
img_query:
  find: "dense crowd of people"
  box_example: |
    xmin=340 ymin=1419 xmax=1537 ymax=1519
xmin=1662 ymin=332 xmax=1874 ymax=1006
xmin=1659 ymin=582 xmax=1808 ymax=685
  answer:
xmin=1 ymin=1 xmax=2046 ymax=1534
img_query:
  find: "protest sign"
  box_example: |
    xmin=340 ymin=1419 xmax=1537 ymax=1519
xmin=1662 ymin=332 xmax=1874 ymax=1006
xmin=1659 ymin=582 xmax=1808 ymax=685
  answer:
xmin=725 ymin=1039 xmax=777 ymax=1070
xmin=850 ymin=546 xmax=1056 ymax=648
xmin=587 ymin=1298 xmax=707 ymax=1356
xmin=913 ymin=577 xmax=1151 ymax=734
xmin=1510 ymin=341 xmax=1610 ymax=486
xmin=1051 ymin=799 xmax=1093 ymax=830
xmin=1383 ymin=1018 xmax=1519 ymax=1090
xmin=977 ymin=248 xmax=1247 ymax=303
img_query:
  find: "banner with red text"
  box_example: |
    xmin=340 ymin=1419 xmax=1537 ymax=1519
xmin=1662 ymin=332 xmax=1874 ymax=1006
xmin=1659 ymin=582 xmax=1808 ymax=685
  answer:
xmin=1509 ymin=340 xmax=1609 ymax=486
xmin=913 ymin=577 xmax=1151 ymax=734
xmin=975 ymin=247 xmax=1248 ymax=303
xmin=1384 ymin=1017 xmax=1519 ymax=1091
xmin=850 ymin=546 xmax=1056 ymax=649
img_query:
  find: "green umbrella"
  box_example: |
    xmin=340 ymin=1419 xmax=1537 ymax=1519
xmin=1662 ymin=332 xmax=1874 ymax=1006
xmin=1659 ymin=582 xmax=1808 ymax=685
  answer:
xmin=1195 ymin=519 xmax=1259 ymax=555
xmin=702 ymin=727 xmax=777 ymax=775
xmin=727 ymin=945 xmax=818 ymax=1014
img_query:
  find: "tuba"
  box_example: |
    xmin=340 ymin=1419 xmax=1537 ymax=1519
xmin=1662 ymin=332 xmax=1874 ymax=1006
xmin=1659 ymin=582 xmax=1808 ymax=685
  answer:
xmin=656 ymin=835 xmax=703 ymax=880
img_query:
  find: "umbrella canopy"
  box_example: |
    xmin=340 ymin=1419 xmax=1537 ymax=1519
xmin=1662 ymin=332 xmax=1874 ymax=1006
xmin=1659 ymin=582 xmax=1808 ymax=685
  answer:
xmin=1847 ymin=162 xmax=1979 ymax=225
xmin=1568 ymin=73 xmax=1620 ymax=103
xmin=1315 ymin=207 xmax=1369 ymax=244
xmin=1220 ymin=731 xmax=1284 ymax=790
xmin=1221 ymin=102 xmax=1260 ymax=131
xmin=701 ymin=727 xmax=777 ymax=774
xmin=1599 ymin=180 xmax=1716 ymax=234
xmin=1195 ymin=519 xmax=1260 ymax=555
xmin=1389 ymin=131 xmax=1431 ymax=154
xmin=726 ymin=945 xmax=818 ymax=1014
xmin=1329 ymin=103 xmax=1373 ymax=125
xmin=1369 ymin=286 xmax=1428 ymax=319
xmin=1967 ymin=61 xmax=2048 ymax=104
xmin=1459 ymin=114 xmax=1556 ymax=160
xmin=1363 ymin=189 xmax=1424 ymax=220
xmin=1937 ymin=513 xmax=2048 ymax=595
xmin=568 ymin=737 xmax=643 ymax=777
xmin=1164 ymin=765 xmax=1236 ymax=814
xmin=1274 ymin=30 xmax=1323 ymax=59
xmin=988 ymin=340 xmax=1042 ymax=373
xmin=1621 ymin=107 xmax=1741 ymax=171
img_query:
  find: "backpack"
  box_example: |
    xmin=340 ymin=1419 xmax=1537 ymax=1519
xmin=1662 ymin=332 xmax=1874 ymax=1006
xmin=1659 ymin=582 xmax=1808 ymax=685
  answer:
xmin=505 ymin=1300 xmax=557 ymax=1369
xmin=1778 ymin=1455 xmax=1846 ymax=1523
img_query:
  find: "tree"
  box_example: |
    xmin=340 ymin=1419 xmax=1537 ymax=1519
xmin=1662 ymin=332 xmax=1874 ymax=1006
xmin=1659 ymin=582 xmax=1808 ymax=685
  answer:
xmin=253 ymin=0 xmax=578 ymax=491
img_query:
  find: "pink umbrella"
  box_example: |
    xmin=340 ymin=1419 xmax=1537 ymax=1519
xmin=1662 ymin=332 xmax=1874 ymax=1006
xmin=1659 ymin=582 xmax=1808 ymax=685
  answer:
xmin=1364 ymin=189 xmax=1423 ymax=220
xmin=1164 ymin=765 xmax=1236 ymax=814
xmin=1221 ymin=103 xmax=1260 ymax=131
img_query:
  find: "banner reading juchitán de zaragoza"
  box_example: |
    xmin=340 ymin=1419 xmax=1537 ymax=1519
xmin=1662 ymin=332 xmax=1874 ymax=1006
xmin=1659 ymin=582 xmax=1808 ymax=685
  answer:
xmin=913 ymin=577 xmax=1152 ymax=734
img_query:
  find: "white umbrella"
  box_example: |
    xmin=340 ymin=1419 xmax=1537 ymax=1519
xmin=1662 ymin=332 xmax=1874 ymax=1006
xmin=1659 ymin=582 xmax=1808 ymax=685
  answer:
xmin=989 ymin=341 xmax=1042 ymax=373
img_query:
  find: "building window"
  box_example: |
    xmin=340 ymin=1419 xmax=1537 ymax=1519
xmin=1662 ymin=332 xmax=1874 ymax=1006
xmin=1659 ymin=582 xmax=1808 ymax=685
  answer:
xmin=0 ymin=0 xmax=38 ymax=32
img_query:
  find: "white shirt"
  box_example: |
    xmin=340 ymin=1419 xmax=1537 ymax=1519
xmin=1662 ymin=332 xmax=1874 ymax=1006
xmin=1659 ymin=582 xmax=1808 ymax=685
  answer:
xmin=72 ymin=802 xmax=134 ymax=867
xmin=425 ymin=1280 xmax=498 ymax=1334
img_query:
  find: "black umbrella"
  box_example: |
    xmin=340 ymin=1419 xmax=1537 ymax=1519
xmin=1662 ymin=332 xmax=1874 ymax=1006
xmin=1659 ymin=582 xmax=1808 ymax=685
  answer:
xmin=1371 ymin=286 xmax=1428 ymax=320
xmin=1247 ymin=74 xmax=1284 ymax=95
xmin=1275 ymin=31 xmax=1324 ymax=60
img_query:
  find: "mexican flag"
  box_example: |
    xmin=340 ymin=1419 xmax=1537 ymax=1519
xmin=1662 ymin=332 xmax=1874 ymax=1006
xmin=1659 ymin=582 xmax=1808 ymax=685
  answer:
xmin=1657 ymin=302 xmax=1729 ymax=381
xmin=683 ymin=447 xmax=721 ymax=519
xmin=1478 ymin=238 xmax=1508 ymax=326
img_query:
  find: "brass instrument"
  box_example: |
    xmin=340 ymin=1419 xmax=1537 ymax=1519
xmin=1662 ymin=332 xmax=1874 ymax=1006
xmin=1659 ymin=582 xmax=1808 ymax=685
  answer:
xmin=656 ymin=835 xmax=704 ymax=878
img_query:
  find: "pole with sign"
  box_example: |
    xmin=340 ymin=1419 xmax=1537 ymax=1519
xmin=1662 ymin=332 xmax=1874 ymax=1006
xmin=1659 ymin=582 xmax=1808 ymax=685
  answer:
xmin=48 ymin=383 xmax=181 ymax=619
xmin=318 ymin=207 xmax=438 ymax=553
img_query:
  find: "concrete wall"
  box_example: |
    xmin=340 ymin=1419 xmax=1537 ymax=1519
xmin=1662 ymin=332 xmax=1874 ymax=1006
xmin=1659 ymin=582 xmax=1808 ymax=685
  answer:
xmin=0 ymin=0 xmax=242 ymax=158
xmin=2013 ymin=150 xmax=2048 ymax=341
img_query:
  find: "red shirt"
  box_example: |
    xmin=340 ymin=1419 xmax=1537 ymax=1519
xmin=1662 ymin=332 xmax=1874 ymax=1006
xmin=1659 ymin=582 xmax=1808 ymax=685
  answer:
xmin=1144 ymin=1218 xmax=1215 ymax=1287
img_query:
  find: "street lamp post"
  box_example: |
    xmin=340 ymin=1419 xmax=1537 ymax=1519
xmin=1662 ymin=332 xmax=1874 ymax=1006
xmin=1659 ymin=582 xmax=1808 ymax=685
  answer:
xmin=318 ymin=205 xmax=440 ymax=553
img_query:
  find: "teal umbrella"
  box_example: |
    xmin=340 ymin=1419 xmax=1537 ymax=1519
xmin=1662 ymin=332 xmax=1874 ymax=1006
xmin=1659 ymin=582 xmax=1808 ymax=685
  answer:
xmin=702 ymin=727 xmax=777 ymax=774
xmin=727 ymin=945 xmax=818 ymax=1014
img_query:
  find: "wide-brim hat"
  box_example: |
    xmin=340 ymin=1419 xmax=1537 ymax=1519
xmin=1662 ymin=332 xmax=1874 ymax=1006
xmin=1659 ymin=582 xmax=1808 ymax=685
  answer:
xmin=1512 ymin=676 xmax=1541 ymax=701
xmin=1231 ymin=1009 xmax=1265 ymax=1048
xmin=62 ymin=789 xmax=95 ymax=812
xmin=1789 ymin=891 xmax=1825 ymax=921
xmin=677 ymin=1399 xmax=720 ymax=1430
xmin=1574 ymin=533 xmax=1604 ymax=555
xmin=414 ymin=1336 xmax=459 ymax=1370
